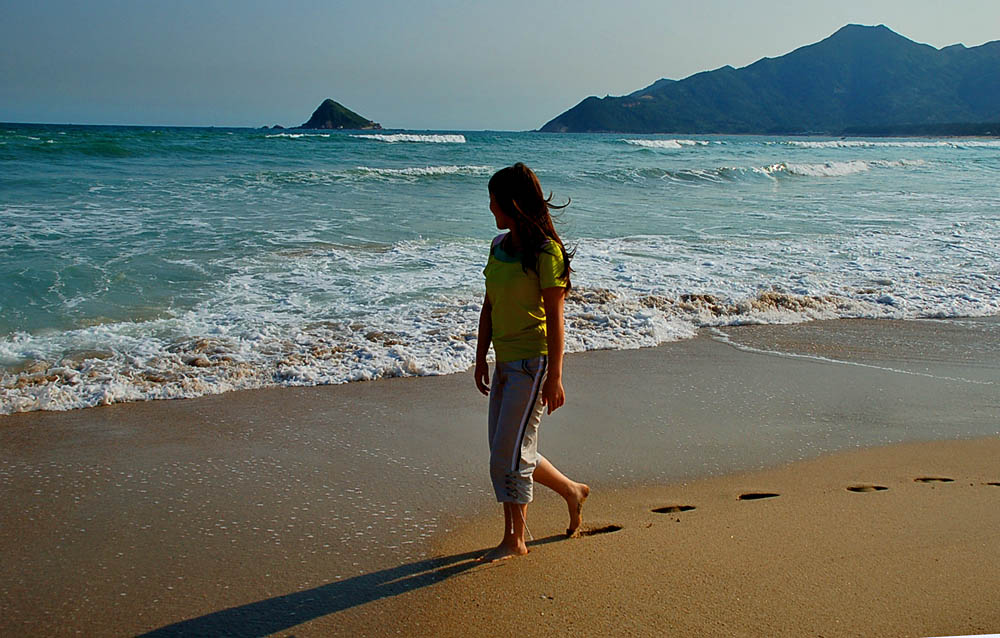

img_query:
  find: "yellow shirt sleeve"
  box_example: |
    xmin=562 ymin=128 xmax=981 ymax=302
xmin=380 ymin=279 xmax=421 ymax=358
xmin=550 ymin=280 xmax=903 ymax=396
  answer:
xmin=538 ymin=242 xmax=567 ymax=290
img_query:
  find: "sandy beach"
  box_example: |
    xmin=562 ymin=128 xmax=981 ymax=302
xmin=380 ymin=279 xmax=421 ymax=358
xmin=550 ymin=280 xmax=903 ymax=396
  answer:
xmin=380 ymin=436 xmax=1000 ymax=638
xmin=2 ymin=318 xmax=998 ymax=637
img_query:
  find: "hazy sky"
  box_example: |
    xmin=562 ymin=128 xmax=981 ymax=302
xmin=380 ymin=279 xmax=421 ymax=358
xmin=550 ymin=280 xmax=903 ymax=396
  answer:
xmin=2 ymin=0 xmax=998 ymax=130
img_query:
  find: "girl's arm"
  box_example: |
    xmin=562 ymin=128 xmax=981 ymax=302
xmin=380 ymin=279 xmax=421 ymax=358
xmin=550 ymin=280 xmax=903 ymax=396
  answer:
xmin=474 ymin=294 xmax=492 ymax=395
xmin=541 ymin=286 xmax=566 ymax=414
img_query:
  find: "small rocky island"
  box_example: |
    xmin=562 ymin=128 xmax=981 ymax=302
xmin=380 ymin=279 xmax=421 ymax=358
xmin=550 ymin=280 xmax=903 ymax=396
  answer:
xmin=297 ymin=98 xmax=381 ymax=130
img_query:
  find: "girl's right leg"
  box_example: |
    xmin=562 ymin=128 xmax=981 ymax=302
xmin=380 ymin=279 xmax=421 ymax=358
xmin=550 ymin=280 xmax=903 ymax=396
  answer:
xmin=533 ymin=455 xmax=589 ymax=535
xmin=480 ymin=502 xmax=530 ymax=562
xmin=483 ymin=359 xmax=543 ymax=561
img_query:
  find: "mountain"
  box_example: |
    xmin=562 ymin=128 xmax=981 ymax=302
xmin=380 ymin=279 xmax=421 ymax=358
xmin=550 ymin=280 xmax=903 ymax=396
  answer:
xmin=298 ymin=99 xmax=381 ymax=130
xmin=540 ymin=25 xmax=1000 ymax=134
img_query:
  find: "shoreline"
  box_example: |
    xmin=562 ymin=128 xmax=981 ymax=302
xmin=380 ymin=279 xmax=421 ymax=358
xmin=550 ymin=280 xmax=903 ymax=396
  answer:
xmin=4 ymin=312 xmax=999 ymax=417
xmin=2 ymin=317 xmax=998 ymax=636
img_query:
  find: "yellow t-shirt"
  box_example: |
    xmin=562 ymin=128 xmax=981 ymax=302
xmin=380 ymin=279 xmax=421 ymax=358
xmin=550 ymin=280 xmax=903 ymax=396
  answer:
xmin=483 ymin=234 xmax=567 ymax=363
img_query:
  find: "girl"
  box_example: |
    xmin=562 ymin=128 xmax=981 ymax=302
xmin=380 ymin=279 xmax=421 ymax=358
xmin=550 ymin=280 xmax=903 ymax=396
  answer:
xmin=474 ymin=162 xmax=590 ymax=562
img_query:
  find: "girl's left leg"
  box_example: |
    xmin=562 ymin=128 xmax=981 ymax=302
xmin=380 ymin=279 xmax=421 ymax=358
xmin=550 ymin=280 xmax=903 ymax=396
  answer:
xmin=533 ymin=455 xmax=590 ymax=535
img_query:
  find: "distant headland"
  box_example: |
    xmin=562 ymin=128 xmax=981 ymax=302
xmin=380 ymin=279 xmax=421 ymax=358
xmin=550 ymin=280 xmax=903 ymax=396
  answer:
xmin=263 ymin=98 xmax=381 ymax=130
xmin=540 ymin=24 xmax=1000 ymax=135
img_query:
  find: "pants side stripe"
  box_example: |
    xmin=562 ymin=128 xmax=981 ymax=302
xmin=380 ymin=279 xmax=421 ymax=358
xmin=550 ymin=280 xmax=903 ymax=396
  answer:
xmin=510 ymin=356 xmax=547 ymax=473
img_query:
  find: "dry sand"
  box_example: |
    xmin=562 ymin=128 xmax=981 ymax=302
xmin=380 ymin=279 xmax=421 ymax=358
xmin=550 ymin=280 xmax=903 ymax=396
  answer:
xmin=406 ymin=437 xmax=1000 ymax=638
xmin=1 ymin=318 xmax=998 ymax=637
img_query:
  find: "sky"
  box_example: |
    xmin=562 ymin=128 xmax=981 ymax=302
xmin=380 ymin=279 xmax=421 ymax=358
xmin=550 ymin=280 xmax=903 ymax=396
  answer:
xmin=2 ymin=0 xmax=998 ymax=130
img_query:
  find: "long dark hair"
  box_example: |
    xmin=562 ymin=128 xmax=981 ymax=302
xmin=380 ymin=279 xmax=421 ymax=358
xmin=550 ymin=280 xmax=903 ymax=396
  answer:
xmin=488 ymin=162 xmax=573 ymax=289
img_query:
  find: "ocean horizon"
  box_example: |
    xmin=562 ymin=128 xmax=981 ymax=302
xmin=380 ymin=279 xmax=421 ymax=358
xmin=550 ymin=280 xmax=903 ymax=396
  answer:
xmin=2 ymin=123 xmax=998 ymax=414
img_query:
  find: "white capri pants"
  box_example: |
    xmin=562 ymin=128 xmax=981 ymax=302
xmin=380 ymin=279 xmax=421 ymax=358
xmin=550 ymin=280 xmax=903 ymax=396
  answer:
xmin=488 ymin=355 xmax=547 ymax=504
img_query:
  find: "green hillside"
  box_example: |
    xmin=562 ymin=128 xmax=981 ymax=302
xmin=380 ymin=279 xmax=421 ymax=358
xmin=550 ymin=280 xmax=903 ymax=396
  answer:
xmin=540 ymin=25 xmax=1000 ymax=134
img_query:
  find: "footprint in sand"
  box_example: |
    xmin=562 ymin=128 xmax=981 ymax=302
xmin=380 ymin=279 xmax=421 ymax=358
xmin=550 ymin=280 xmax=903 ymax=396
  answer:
xmin=651 ymin=505 xmax=696 ymax=514
xmin=738 ymin=492 xmax=779 ymax=501
xmin=847 ymin=484 xmax=889 ymax=493
xmin=576 ymin=524 xmax=622 ymax=537
xmin=914 ymin=477 xmax=954 ymax=483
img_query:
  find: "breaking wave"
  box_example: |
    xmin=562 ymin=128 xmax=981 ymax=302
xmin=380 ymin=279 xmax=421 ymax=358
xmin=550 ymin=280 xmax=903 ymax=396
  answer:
xmin=354 ymin=165 xmax=492 ymax=179
xmin=763 ymin=159 xmax=925 ymax=177
xmin=582 ymin=159 xmax=924 ymax=184
xmin=3 ymin=280 xmax=994 ymax=415
xmin=622 ymin=139 xmax=711 ymax=149
xmin=779 ymin=140 xmax=1000 ymax=149
xmin=4 ymin=237 xmax=997 ymax=415
xmin=232 ymin=164 xmax=494 ymax=187
xmin=264 ymin=133 xmax=331 ymax=139
xmin=352 ymin=134 xmax=467 ymax=144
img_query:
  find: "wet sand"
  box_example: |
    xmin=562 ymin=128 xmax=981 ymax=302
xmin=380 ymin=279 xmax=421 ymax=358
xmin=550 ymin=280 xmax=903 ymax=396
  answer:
xmin=1 ymin=318 xmax=997 ymax=636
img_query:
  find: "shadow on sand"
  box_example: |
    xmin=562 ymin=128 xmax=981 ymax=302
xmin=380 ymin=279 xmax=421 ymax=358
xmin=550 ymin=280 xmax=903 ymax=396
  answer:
xmin=139 ymin=534 xmax=567 ymax=637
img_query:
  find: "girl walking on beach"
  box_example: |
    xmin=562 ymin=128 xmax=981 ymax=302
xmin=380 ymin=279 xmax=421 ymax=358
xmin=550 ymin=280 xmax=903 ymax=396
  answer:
xmin=474 ymin=163 xmax=590 ymax=562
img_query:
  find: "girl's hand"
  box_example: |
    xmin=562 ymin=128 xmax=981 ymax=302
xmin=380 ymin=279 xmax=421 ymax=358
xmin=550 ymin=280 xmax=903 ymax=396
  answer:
xmin=540 ymin=375 xmax=564 ymax=414
xmin=474 ymin=360 xmax=490 ymax=395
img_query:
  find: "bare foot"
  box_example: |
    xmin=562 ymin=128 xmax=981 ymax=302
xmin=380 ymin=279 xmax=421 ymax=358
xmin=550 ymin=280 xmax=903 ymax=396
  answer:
xmin=566 ymin=482 xmax=590 ymax=536
xmin=480 ymin=540 xmax=529 ymax=563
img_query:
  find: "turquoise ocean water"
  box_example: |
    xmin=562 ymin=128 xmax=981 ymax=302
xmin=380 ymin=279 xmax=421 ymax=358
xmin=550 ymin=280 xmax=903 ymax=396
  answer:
xmin=2 ymin=124 xmax=998 ymax=413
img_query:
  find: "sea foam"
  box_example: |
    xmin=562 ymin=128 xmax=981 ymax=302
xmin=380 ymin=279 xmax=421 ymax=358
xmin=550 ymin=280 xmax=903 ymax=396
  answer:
xmin=355 ymin=165 xmax=492 ymax=178
xmin=780 ymin=139 xmax=1000 ymax=149
xmin=622 ymin=139 xmax=710 ymax=149
xmin=352 ymin=134 xmax=467 ymax=144
xmin=265 ymin=133 xmax=331 ymax=139
xmin=764 ymin=159 xmax=924 ymax=177
xmin=583 ymin=158 xmax=924 ymax=184
xmin=4 ymin=224 xmax=998 ymax=415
